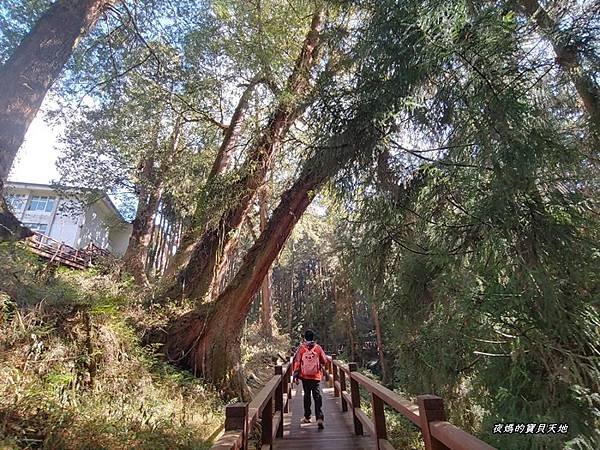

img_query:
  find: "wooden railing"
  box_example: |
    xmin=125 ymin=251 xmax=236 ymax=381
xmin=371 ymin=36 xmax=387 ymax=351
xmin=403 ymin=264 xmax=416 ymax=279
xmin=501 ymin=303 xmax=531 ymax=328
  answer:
xmin=211 ymin=357 xmax=294 ymax=450
xmin=330 ymin=357 xmax=495 ymax=450
xmin=27 ymin=232 xmax=111 ymax=270
xmin=83 ymin=241 xmax=111 ymax=258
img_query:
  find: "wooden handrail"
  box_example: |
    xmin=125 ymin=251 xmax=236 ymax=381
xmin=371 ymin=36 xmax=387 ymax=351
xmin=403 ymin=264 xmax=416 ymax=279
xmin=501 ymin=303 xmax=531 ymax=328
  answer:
xmin=332 ymin=360 xmax=495 ymax=450
xmin=210 ymin=357 xmax=294 ymax=450
xmin=430 ymin=421 xmax=495 ymax=450
xmin=352 ymin=371 xmax=420 ymax=425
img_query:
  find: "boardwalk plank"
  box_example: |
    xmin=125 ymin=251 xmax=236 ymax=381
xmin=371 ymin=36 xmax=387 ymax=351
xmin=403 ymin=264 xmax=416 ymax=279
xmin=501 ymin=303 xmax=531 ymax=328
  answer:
xmin=274 ymin=382 xmax=375 ymax=450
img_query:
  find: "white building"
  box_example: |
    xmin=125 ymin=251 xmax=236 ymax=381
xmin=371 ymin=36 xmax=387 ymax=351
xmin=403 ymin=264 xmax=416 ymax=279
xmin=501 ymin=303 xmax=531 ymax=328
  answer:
xmin=4 ymin=181 xmax=132 ymax=257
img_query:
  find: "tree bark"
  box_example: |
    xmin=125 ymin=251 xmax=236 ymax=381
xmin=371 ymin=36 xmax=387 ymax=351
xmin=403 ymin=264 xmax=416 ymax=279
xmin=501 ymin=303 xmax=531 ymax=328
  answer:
xmin=163 ymin=76 xmax=263 ymax=279
xmin=156 ymin=212 xmax=168 ymax=275
xmin=288 ymin=241 xmax=295 ymax=335
xmin=259 ymin=184 xmax=273 ymax=337
xmin=151 ymin=207 xmax=165 ymax=277
xmin=0 ymin=0 xmax=117 ymax=239
xmin=160 ymin=10 xmax=325 ymax=304
xmin=518 ymin=0 xmax=600 ymax=129
xmin=206 ymin=225 xmax=243 ymax=300
xmin=144 ymin=200 xmax=159 ymax=275
xmin=164 ymin=122 xmax=379 ymax=391
xmin=0 ymin=0 xmax=117 ymax=181
xmin=0 ymin=196 xmax=33 ymax=240
xmin=124 ymin=114 xmax=183 ymax=284
xmin=123 ymin=178 xmax=162 ymax=286
xmin=371 ymin=302 xmax=388 ymax=383
xmin=369 ymin=249 xmax=389 ymax=383
xmin=348 ymin=290 xmax=357 ymax=362
xmin=208 ymin=76 xmax=264 ymax=180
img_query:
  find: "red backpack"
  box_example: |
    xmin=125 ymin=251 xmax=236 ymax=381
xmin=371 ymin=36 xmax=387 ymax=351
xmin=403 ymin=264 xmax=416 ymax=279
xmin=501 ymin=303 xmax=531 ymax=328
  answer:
xmin=301 ymin=346 xmax=320 ymax=377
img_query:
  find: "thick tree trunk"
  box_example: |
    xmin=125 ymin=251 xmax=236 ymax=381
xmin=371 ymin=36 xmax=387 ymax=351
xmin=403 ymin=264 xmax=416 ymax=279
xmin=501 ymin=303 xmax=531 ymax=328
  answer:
xmin=0 ymin=195 xmax=33 ymax=240
xmin=0 ymin=0 xmax=116 ymax=181
xmin=0 ymin=0 xmax=116 ymax=239
xmin=259 ymin=185 xmax=273 ymax=337
xmin=123 ymin=181 xmax=162 ymax=286
xmin=125 ymin=112 xmax=183 ymax=284
xmin=151 ymin=209 xmax=165 ymax=277
xmin=160 ymin=10 xmax=325 ymax=304
xmin=207 ymin=227 xmax=242 ymax=300
xmin=144 ymin=201 xmax=159 ymax=274
xmin=164 ymin=122 xmax=378 ymax=391
xmin=518 ymin=0 xmax=600 ymax=128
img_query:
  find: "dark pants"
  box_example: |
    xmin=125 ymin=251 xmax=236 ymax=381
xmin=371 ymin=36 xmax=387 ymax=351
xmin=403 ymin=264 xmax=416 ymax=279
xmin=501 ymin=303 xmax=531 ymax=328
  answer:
xmin=301 ymin=379 xmax=323 ymax=420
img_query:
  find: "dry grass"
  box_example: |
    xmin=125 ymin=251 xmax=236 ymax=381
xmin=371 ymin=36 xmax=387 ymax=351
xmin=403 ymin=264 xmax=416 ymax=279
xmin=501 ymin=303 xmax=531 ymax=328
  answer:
xmin=241 ymin=323 xmax=292 ymax=395
xmin=0 ymin=243 xmax=224 ymax=449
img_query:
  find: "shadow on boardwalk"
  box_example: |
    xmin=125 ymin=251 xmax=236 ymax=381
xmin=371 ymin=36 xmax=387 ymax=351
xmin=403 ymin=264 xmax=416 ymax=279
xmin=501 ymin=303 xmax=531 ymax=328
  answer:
xmin=274 ymin=383 xmax=375 ymax=450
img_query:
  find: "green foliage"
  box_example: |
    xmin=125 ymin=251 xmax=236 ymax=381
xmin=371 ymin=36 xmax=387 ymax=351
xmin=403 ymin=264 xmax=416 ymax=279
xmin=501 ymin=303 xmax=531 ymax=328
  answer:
xmin=332 ymin=0 xmax=600 ymax=448
xmin=210 ymin=0 xmax=320 ymax=77
xmin=270 ymin=209 xmax=370 ymax=352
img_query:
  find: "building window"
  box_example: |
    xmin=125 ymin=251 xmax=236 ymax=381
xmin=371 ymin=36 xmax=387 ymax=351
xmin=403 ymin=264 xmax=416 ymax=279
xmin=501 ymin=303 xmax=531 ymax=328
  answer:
xmin=23 ymin=222 xmax=48 ymax=234
xmin=6 ymin=194 xmax=27 ymax=213
xmin=27 ymin=195 xmax=56 ymax=213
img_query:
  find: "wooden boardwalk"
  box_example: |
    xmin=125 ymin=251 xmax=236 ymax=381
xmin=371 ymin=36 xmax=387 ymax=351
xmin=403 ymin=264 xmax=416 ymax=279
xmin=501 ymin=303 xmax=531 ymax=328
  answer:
xmin=274 ymin=382 xmax=375 ymax=450
xmin=210 ymin=357 xmax=495 ymax=450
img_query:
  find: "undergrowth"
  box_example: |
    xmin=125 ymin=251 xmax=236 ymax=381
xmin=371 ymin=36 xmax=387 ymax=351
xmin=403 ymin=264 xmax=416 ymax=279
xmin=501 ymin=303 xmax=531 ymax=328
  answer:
xmin=0 ymin=242 xmax=224 ymax=449
xmin=350 ymin=367 xmax=425 ymax=450
xmin=241 ymin=323 xmax=292 ymax=394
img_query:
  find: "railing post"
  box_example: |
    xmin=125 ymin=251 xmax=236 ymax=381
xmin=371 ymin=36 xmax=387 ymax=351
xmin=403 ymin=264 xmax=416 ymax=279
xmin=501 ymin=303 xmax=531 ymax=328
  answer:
xmin=261 ymin=397 xmax=273 ymax=449
xmin=372 ymin=393 xmax=387 ymax=450
xmin=339 ymin=366 xmax=348 ymax=412
xmin=417 ymin=395 xmax=450 ymax=450
xmin=286 ymin=355 xmax=293 ymax=405
xmin=348 ymin=362 xmax=363 ymax=435
xmin=284 ymin=362 xmax=291 ymax=413
xmin=225 ymin=403 xmax=248 ymax=450
xmin=332 ymin=354 xmax=339 ymax=397
xmin=275 ymin=365 xmax=284 ymax=438
xmin=282 ymin=362 xmax=289 ymax=413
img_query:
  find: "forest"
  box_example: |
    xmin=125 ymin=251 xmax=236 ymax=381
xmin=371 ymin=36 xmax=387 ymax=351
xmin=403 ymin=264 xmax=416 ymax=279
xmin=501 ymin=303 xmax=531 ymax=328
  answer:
xmin=0 ymin=0 xmax=598 ymax=449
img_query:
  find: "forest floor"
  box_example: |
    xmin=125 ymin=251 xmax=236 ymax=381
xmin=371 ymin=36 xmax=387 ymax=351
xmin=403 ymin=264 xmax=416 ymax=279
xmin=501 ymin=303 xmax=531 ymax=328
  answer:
xmin=0 ymin=242 xmax=289 ymax=450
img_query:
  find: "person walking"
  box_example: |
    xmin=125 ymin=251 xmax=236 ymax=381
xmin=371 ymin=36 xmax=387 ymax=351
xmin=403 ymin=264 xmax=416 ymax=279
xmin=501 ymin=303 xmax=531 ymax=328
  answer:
xmin=293 ymin=329 xmax=328 ymax=429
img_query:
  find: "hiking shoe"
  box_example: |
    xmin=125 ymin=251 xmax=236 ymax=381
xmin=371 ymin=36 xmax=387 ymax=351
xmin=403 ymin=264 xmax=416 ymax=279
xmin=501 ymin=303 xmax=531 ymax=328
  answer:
xmin=301 ymin=417 xmax=311 ymax=424
xmin=317 ymin=418 xmax=324 ymax=429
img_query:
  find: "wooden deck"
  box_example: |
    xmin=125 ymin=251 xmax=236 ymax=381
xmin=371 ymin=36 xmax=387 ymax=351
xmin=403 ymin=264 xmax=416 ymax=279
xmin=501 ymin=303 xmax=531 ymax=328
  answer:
xmin=274 ymin=382 xmax=375 ymax=450
xmin=27 ymin=232 xmax=110 ymax=269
